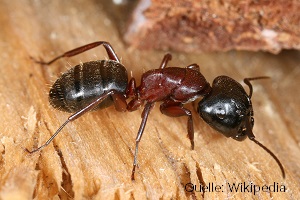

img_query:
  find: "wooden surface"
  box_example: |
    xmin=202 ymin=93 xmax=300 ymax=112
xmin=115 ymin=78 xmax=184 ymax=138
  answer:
xmin=0 ymin=1 xmax=299 ymax=199
xmin=124 ymin=0 xmax=300 ymax=54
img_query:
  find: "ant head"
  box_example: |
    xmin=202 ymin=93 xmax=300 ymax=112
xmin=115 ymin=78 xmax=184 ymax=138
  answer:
xmin=198 ymin=76 xmax=285 ymax=178
xmin=197 ymin=76 xmax=253 ymax=141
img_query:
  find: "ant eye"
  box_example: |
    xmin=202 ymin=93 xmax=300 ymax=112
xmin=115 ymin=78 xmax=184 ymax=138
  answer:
xmin=216 ymin=107 xmax=226 ymax=119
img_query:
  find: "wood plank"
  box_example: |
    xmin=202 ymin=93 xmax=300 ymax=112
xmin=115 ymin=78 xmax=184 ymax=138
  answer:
xmin=0 ymin=1 xmax=299 ymax=199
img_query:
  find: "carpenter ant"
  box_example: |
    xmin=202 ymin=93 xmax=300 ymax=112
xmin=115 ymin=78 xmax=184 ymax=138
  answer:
xmin=26 ymin=41 xmax=285 ymax=180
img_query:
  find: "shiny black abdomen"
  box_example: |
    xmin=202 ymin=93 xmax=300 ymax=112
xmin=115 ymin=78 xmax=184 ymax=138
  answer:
xmin=49 ymin=60 xmax=128 ymax=112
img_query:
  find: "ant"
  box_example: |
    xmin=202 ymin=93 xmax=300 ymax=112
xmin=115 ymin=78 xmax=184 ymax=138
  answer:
xmin=26 ymin=41 xmax=285 ymax=180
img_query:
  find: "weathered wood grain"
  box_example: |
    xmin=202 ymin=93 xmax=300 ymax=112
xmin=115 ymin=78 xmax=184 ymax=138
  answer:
xmin=0 ymin=1 xmax=299 ymax=199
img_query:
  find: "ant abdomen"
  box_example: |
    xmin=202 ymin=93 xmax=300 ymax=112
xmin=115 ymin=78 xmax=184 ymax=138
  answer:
xmin=49 ymin=60 xmax=128 ymax=112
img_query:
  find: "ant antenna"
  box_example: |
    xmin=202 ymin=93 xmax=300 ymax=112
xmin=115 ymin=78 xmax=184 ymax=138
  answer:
xmin=244 ymin=76 xmax=270 ymax=98
xmin=244 ymin=77 xmax=285 ymax=178
xmin=246 ymin=117 xmax=285 ymax=179
xmin=250 ymin=137 xmax=285 ymax=179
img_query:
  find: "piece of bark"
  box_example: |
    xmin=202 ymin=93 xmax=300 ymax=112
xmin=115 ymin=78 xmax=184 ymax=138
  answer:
xmin=0 ymin=0 xmax=299 ymax=199
xmin=124 ymin=0 xmax=300 ymax=54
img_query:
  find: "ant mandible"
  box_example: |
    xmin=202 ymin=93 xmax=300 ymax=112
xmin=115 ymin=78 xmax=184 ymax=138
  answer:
xmin=26 ymin=41 xmax=285 ymax=180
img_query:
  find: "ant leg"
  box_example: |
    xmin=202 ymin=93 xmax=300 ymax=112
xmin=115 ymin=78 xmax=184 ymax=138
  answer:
xmin=159 ymin=53 xmax=172 ymax=69
xmin=160 ymin=100 xmax=194 ymax=150
xmin=32 ymin=41 xmax=120 ymax=65
xmin=186 ymin=63 xmax=200 ymax=71
xmin=244 ymin=76 xmax=269 ymax=98
xmin=111 ymin=92 xmax=127 ymax=112
xmin=131 ymin=102 xmax=154 ymax=180
xmin=127 ymin=99 xmax=143 ymax=112
xmin=26 ymin=90 xmax=126 ymax=153
xmin=245 ymin=119 xmax=285 ymax=179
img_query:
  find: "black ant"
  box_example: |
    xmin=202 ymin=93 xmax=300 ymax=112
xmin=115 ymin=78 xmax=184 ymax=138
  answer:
xmin=26 ymin=41 xmax=285 ymax=180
